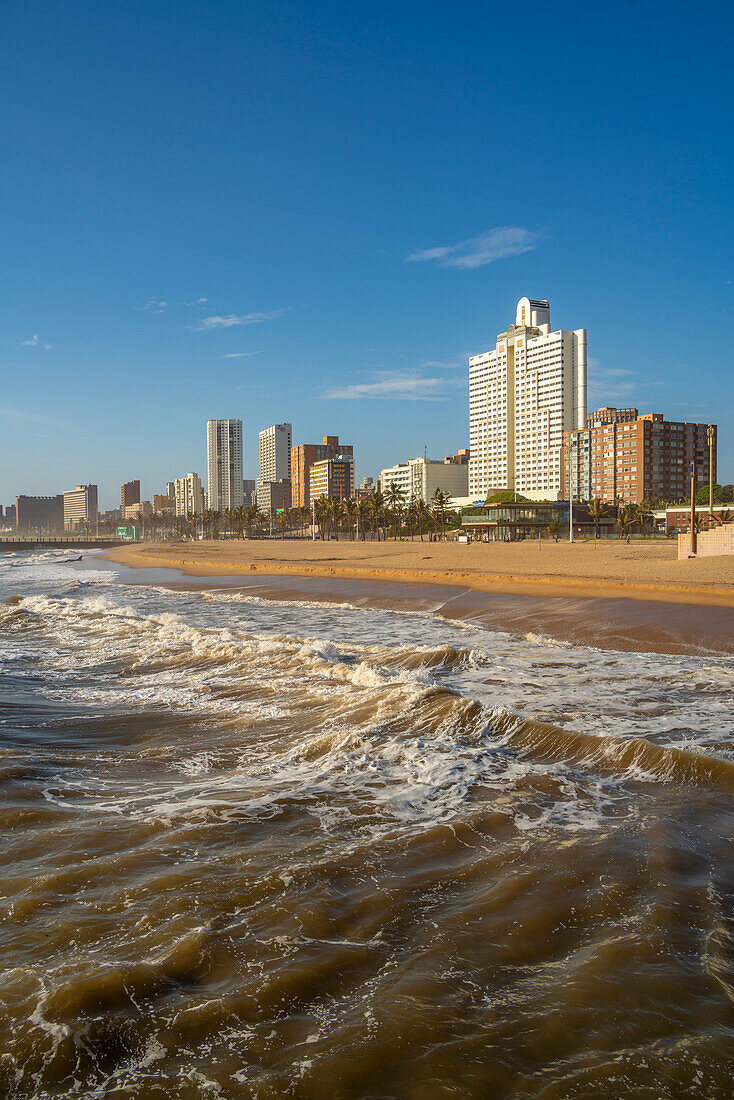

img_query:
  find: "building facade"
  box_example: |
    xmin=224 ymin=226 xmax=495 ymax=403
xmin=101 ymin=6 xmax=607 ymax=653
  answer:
xmin=291 ymin=436 xmax=354 ymax=508
xmin=123 ymin=501 xmax=153 ymax=521
xmin=469 ymin=297 xmax=587 ymax=501
xmin=63 ymin=484 xmax=98 ymax=530
xmin=259 ymin=423 xmax=292 ymax=483
xmin=379 ymin=456 xmax=469 ymax=502
xmin=121 ymin=480 xmax=141 ymax=510
xmin=174 ymin=473 xmax=204 ymax=517
xmin=256 ymin=479 xmax=292 ymax=516
xmin=309 ymin=458 xmax=354 ymax=504
xmin=15 ymin=495 xmax=64 ymax=533
xmin=562 ymin=410 xmax=717 ymax=504
xmin=206 ymin=419 xmax=244 ymax=512
xmin=152 ymin=494 xmax=175 ymax=514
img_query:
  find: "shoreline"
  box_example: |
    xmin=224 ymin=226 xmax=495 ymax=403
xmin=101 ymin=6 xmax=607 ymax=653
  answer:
xmin=103 ymin=543 xmax=734 ymax=609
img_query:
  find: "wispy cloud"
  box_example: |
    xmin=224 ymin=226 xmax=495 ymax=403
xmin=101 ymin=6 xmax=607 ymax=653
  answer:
xmin=0 ymin=405 xmax=59 ymax=425
xmin=21 ymin=334 xmax=53 ymax=349
xmin=219 ymin=351 xmax=263 ymax=359
xmin=323 ymin=370 xmax=465 ymax=401
xmin=139 ymin=296 xmax=207 ymax=312
xmin=588 ymin=362 xmax=667 ymax=405
xmin=406 ymin=226 xmax=541 ymax=270
xmin=195 ymin=309 xmax=288 ymax=330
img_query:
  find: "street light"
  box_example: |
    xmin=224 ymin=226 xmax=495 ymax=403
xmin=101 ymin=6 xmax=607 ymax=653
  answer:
xmin=707 ymin=424 xmax=715 ymax=517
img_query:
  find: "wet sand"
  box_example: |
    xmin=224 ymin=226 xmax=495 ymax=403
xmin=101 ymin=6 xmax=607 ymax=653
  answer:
xmin=105 ymin=537 xmax=734 ymax=606
xmin=85 ymin=552 xmax=734 ymax=656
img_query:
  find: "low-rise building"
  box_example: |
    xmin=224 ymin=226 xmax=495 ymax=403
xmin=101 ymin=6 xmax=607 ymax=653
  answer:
xmin=63 ymin=484 xmax=98 ymax=530
xmin=460 ymin=500 xmax=613 ymax=541
xmin=152 ymin=494 xmax=175 ymax=514
xmin=123 ymin=501 xmax=153 ymax=521
xmin=379 ymin=456 xmax=469 ymax=503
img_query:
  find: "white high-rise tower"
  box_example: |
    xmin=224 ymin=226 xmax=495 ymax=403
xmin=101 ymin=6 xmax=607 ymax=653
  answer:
xmin=468 ymin=297 xmax=587 ymax=501
xmin=259 ymin=423 xmax=292 ymax=482
xmin=206 ymin=419 xmax=244 ymax=512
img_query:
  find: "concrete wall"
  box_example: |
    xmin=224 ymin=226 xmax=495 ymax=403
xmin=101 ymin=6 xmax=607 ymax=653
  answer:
xmin=678 ymin=525 xmax=734 ymax=559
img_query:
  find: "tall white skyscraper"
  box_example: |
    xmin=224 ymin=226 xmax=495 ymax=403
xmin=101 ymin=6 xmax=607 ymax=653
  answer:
xmin=469 ymin=297 xmax=587 ymax=500
xmin=259 ymin=423 xmax=292 ymax=482
xmin=206 ymin=419 xmax=244 ymax=511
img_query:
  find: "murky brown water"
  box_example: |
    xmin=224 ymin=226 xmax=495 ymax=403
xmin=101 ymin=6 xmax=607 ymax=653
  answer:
xmin=1 ymin=550 xmax=733 ymax=1097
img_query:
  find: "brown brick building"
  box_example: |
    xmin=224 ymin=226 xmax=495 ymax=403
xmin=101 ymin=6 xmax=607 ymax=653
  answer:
xmin=563 ymin=409 xmax=716 ymax=504
xmin=291 ymin=436 xmax=354 ymax=508
xmin=121 ymin=480 xmax=141 ymax=510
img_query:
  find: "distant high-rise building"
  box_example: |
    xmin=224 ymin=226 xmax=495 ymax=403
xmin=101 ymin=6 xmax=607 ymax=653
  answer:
xmin=165 ymin=481 xmax=176 ymax=499
xmin=243 ymin=479 xmax=256 ymax=505
xmin=206 ymin=419 xmax=244 ymax=512
xmin=63 ymin=485 xmax=98 ymax=530
xmin=259 ymin=423 xmax=292 ymax=482
xmin=4 ymin=504 xmax=16 ymax=527
xmin=15 ymin=495 xmax=64 ymax=533
xmin=292 ymin=436 xmax=354 ymax=508
xmin=152 ymin=494 xmax=175 ymax=514
xmin=469 ymin=297 xmax=587 ymax=501
xmin=121 ymin=480 xmax=141 ymax=510
xmin=309 ymin=459 xmax=354 ymax=505
xmin=356 ymin=476 xmax=375 ymax=499
xmin=563 ymin=411 xmax=717 ymax=504
xmin=257 ymin=479 xmax=292 ymax=516
xmin=174 ymin=473 xmax=204 ymax=517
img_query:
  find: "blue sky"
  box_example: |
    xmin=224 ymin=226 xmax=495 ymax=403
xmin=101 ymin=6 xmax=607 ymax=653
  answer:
xmin=2 ymin=0 xmax=732 ymax=509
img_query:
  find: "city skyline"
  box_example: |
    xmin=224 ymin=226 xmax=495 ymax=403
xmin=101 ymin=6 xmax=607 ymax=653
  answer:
xmin=1 ymin=2 xmax=731 ymax=506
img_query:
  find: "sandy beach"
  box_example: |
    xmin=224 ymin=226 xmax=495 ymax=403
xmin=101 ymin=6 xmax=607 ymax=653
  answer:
xmin=105 ymin=537 xmax=734 ymax=608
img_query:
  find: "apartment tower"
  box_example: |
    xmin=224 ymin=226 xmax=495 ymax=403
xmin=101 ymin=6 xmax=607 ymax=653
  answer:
xmin=563 ymin=410 xmax=717 ymax=504
xmin=63 ymin=484 xmax=98 ymax=530
xmin=121 ymin=480 xmax=141 ymax=510
xmin=206 ymin=419 xmax=244 ymax=512
xmin=291 ymin=436 xmax=354 ymax=508
xmin=259 ymin=423 xmax=292 ymax=482
xmin=174 ymin=473 xmax=204 ymax=517
xmin=469 ymin=297 xmax=587 ymax=500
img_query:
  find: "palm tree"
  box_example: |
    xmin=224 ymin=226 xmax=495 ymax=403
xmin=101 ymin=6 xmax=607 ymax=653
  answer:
xmin=342 ymin=497 xmax=357 ymax=540
xmin=244 ymin=503 xmax=260 ymax=538
xmin=368 ymin=489 xmax=385 ymax=541
xmin=548 ymin=517 xmax=560 ymax=540
xmin=431 ymin=489 xmax=452 ymax=540
xmin=618 ymin=503 xmax=639 ymax=539
xmin=232 ymin=505 xmax=247 ymax=539
xmin=384 ymin=484 xmax=406 ymax=539
xmin=586 ymin=498 xmax=606 ymax=542
xmin=315 ymin=495 xmax=330 ymax=539
xmin=356 ymin=498 xmax=371 ymax=540
xmin=414 ymin=498 xmax=429 ymax=542
xmin=328 ymin=497 xmax=343 ymax=540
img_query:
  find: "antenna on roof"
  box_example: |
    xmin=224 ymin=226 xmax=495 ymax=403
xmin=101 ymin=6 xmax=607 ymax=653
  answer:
xmin=424 ymin=443 xmax=427 ymax=462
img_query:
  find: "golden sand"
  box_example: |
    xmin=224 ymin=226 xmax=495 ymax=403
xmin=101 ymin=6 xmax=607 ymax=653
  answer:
xmin=105 ymin=537 xmax=734 ymax=608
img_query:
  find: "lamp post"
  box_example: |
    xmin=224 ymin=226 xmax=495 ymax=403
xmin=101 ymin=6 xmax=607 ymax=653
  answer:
xmin=690 ymin=460 xmax=697 ymax=556
xmin=707 ymin=424 xmax=715 ymax=518
xmin=569 ymin=431 xmax=575 ymax=544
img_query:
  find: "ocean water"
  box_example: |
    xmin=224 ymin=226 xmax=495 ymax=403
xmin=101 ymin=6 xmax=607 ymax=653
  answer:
xmin=0 ymin=549 xmax=732 ymax=1098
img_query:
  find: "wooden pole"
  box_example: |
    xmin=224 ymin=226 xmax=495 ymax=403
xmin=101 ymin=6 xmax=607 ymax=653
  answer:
xmin=690 ymin=461 xmax=697 ymax=556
